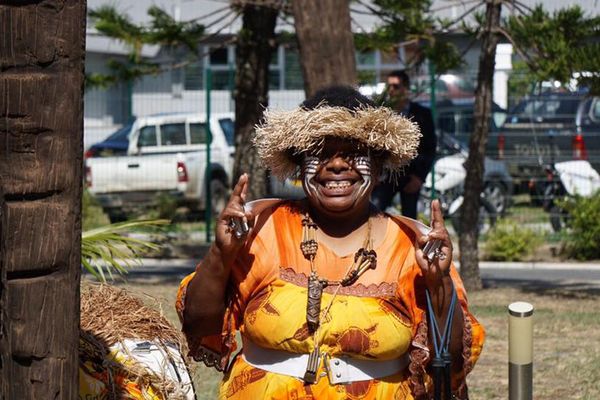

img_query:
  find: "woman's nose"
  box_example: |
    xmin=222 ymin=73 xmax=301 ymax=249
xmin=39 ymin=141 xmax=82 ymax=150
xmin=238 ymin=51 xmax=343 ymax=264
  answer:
xmin=325 ymin=155 xmax=351 ymax=172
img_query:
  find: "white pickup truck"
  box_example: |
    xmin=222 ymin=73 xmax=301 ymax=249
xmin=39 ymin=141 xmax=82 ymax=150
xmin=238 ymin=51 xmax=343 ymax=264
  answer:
xmin=85 ymin=113 xmax=235 ymax=221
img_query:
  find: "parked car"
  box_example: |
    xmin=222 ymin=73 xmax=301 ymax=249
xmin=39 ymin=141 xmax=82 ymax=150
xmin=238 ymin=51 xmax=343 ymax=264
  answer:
xmin=85 ymin=112 xmax=235 ymax=221
xmin=416 ymin=98 xmax=508 ymax=145
xmin=486 ymin=92 xmax=600 ymax=192
xmin=430 ymin=134 xmax=514 ymax=215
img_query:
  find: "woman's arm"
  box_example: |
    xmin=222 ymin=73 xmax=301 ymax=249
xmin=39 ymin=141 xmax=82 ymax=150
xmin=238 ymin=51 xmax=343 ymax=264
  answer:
xmin=181 ymin=174 xmax=253 ymax=338
xmin=416 ymin=200 xmax=465 ymax=372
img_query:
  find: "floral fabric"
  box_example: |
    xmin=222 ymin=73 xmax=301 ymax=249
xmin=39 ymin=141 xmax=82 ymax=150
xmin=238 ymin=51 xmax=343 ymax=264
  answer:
xmin=176 ymin=201 xmax=484 ymax=399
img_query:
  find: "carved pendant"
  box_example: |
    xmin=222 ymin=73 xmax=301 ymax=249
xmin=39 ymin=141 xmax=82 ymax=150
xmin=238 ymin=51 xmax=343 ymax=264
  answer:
xmin=303 ymin=346 xmax=321 ymax=384
xmin=306 ymin=272 xmax=323 ymax=332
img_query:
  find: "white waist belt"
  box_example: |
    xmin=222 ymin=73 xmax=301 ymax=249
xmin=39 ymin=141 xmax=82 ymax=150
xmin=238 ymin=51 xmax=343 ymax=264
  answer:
xmin=241 ymin=337 xmax=409 ymax=384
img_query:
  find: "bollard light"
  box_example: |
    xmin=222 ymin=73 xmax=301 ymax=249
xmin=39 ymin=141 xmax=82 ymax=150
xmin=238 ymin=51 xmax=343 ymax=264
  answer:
xmin=508 ymin=301 xmax=534 ymax=400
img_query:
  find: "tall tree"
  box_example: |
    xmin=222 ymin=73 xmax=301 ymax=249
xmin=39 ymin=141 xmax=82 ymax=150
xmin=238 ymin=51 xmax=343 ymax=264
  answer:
xmin=459 ymin=0 xmax=502 ymax=290
xmin=231 ymin=1 xmax=280 ymax=198
xmin=0 ymin=0 xmax=86 ymax=397
xmin=292 ymin=0 xmax=357 ymax=96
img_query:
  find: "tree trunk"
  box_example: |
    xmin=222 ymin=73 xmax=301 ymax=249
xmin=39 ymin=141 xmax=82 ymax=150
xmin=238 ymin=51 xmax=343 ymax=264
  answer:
xmin=292 ymin=0 xmax=357 ymax=97
xmin=459 ymin=0 xmax=502 ymax=291
xmin=0 ymin=1 xmax=85 ymax=398
xmin=232 ymin=4 xmax=278 ymax=199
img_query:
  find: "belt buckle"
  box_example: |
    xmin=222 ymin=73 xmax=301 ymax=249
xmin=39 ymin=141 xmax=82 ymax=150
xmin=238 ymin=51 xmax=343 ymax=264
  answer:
xmin=324 ymin=353 xmax=346 ymax=385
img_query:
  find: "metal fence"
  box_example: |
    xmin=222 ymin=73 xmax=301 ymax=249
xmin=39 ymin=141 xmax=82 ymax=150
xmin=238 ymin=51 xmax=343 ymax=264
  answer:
xmin=83 ymin=68 xmax=600 ymax=236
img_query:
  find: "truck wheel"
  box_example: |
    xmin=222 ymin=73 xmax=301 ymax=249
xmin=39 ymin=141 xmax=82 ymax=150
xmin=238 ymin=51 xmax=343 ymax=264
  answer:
xmin=210 ymin=179 xmax=228 ymax=216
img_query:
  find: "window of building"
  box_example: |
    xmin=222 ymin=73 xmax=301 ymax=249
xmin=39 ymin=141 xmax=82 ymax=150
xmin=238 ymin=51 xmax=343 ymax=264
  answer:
xmin=184 ymin=61 xmax=203 ymax=90
xmin=284 ymin=48 xmax=304 ymax=90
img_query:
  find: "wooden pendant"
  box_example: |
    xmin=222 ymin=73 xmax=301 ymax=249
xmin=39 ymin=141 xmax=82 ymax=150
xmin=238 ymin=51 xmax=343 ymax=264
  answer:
xmin=306 ymin=272 xmax=323 ymax=332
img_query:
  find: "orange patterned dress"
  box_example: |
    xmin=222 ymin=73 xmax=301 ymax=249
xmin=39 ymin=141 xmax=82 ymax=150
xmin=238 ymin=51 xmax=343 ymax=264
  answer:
xmin=176 ymin=201 xmax=484 ymax=399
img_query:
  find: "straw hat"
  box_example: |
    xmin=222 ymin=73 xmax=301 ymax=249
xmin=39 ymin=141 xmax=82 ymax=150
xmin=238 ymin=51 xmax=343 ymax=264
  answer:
xmin=254 ymin=105 xmax=421 ymax=179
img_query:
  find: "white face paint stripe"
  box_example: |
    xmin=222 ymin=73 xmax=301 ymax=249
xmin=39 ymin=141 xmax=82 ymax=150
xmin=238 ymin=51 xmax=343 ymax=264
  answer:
xmin=301 ymin=152 xmax=373 ymax=203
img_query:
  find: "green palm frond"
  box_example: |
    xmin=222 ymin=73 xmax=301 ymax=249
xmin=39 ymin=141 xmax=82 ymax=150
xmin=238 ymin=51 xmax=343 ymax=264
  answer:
xmin=81 ymin=219 xmax=169 ymax=283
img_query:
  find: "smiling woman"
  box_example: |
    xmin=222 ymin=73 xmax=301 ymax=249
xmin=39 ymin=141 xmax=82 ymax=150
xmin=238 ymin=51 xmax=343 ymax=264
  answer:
xmin=176 ymin=86 xmax=485 ymax=400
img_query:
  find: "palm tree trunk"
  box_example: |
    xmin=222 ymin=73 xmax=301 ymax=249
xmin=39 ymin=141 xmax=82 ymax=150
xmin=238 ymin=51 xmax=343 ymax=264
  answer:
xmin=292 ymin=0 xmax=357 ymax=97
xmin=0 ymin=1 xmax=85 ymax=397
xmin=459 ymin=0 xmax=502 ymax=291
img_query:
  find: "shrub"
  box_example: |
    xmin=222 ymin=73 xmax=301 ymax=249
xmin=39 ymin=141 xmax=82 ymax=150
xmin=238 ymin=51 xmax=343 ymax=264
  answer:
xmin=483 ymin=219 xmax=544 ymax=261
xmin=83 ymin=189 xmax=110 ymax=231
xmin=560 ymin=192 xmax=600 ymax=260
xmin=148 ymin=192 xmax=179 ymax=221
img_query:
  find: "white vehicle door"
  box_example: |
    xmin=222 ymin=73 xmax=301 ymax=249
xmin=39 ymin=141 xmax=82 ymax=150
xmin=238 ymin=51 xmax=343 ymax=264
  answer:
xmin=182 ymin=121 xmax=210 ymax=199
xmin=123 ymin=123 xmax=179 ymax=192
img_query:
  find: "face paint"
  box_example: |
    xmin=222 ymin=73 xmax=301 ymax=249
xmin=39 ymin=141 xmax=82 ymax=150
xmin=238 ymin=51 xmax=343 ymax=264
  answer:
xmin=303 ymin=155 xmax=320 ymax=199
xmin=353 ymin=153 xmax=372 ymax=201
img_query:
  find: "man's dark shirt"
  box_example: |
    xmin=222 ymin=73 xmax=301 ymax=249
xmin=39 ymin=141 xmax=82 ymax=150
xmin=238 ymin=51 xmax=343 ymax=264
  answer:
xmin=403 ymin=101 xmax=437 ymax=182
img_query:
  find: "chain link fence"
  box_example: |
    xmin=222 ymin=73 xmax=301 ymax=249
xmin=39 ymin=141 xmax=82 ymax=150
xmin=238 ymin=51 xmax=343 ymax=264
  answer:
xmin=83 ymin=66 xmax=600 ymax=239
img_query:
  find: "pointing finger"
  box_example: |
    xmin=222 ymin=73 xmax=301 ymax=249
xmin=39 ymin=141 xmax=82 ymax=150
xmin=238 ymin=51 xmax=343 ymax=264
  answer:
xmin=431 ymin=199 xmax=445 ymax=229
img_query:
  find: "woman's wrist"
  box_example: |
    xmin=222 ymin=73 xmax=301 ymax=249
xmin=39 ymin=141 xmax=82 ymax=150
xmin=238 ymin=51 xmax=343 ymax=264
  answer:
xmin=426 ymin=275 xmax=455 ymax=313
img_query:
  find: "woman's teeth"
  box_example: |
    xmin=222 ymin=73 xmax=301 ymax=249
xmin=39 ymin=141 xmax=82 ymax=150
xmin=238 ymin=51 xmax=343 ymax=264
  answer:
xmin=324 ymin=180 xmax=352 ymax=189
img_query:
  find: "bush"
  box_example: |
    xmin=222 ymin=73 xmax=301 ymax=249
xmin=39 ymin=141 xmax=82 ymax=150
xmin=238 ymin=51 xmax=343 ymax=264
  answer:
xmin=560 ymin=192 xmax=600 ymax=260
xmin=83 ymin=189 xmax=110 ymax=231
xmin=483 ymin=219 xmax=544 ymax=261
xmin=147 ymin=193 xmax=179 ymax=221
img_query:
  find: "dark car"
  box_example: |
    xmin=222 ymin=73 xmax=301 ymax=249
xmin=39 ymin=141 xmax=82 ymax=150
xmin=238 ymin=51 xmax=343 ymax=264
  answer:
xmin=417 ymin=98 xmax=508 ymax=144
xmin=486 ymin=92 xmax=600 ymax=192
xmin=84 ymin=122 xmax=132 ymax=158
xmin=437 ymin=134 xmax=514 ymax=215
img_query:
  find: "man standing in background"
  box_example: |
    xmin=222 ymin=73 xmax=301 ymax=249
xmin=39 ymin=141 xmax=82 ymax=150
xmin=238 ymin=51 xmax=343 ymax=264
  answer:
xmin=372 ymin=70 xmax=437 ymax=218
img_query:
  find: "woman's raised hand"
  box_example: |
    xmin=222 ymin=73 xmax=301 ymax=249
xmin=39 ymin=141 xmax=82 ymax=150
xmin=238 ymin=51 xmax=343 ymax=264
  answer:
xmin=215 ymin=173 xmax=254 ymax=256
xmin=415 ymin=199 xmax=453 ymax=288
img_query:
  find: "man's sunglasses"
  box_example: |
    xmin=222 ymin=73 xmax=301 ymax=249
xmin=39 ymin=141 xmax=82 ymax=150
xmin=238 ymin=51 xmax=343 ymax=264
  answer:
xmin=388 ymin=83 xmax=404 ymax=90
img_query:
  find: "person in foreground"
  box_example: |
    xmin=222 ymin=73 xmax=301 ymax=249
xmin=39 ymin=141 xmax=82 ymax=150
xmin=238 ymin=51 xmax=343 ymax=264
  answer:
xmin=176 ymin=86 xmax=484 ymax=399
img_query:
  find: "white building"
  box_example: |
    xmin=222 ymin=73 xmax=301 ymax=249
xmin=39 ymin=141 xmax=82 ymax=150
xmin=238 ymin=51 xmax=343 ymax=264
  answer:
xmin=84 ymin=0 xmax=598 ymax=148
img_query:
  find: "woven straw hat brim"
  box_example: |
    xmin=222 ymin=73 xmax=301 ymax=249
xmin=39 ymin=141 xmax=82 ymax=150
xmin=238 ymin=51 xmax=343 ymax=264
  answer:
xmin=254 ymin=106 xmax=421 ymax=179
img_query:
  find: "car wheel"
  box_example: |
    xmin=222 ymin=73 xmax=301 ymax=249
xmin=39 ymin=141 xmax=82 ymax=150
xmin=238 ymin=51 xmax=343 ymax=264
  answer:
xmin=451 ymin=197 xmax=497 ymax=235
xmin=484 ymin=181 xmax=508 ymax=216
xmin=210 ymin=178 xmax=228 ymax=217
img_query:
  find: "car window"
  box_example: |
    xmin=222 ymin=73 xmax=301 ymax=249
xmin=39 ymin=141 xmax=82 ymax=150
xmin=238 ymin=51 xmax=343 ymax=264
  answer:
xmin=219 ymin=118 xmax=235 ymax=146
xmin=137 ymin=125 xmax=158 ymax=147
xmin=592 ymin=98 xmax=600 ymax=120
xmin=437 ymin=111 xmax=456 ymax=135
xmin=161 ymin=123 xmax=187 ymax=146
xmin=190 ymin=122 xmax=209 ymax=144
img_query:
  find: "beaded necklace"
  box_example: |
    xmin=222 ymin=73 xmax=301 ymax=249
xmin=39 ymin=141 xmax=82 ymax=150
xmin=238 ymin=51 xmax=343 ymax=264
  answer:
xmin=300 ymin=213 xmax=378 ymax=383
